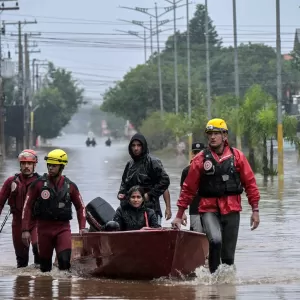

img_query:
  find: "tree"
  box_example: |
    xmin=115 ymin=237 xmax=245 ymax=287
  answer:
xmin=139 ymin=112 xmax=171 ymax=151
xmin=45 ymin=62 xmax=84 ymax=122
xmin=189 ymin=4 xmax=221 ymax=47
xmin=164 ymin=4 xmax=221 ymax=54
xmin=34 ymin=62 xmax=84 ymax=138
xmin=3 ymin=77 xmax=17 ymax=105
xmin=101 ymin=5 xmax=300 ymax=132
xmin=34 ymin=88 xmax=65 ymax=139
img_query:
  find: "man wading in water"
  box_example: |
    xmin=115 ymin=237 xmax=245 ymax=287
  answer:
xmin=172 ymin=118 xmax=260 ymax=274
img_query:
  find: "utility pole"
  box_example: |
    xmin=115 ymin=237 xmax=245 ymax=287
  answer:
xmin=232 ymin=0 xmax=241 ymax=150
xmin=35 ymin=63 xmax=39 ymax=91
xmin=32 ymin=58 xmax=36 ymax=94
xmin=35 ymin=62 xmax=48 ymax=91
xmin=23 ymin=35 xmax=41 ymax=148
xmin=205 ymin=0 xmax=212 ymax=120
xmin=119 ymin=4 xmax=178 ymax=116
xmin=24 ymin=33 xmax=29 ymax=148
xmin=186 ymin=0 xmax=192 ymax=161
xmin=155 ymin=3 xmax=163 ymax=116
xmin=0 ymin=1 xmax=20 ymax=159
xmin=186 ymin=0 xmax=191 ymax=120
xmin=118 ymin=17 xmax=155 ymax=57
xmin=117 ymin=18 xmax=174 ymax=61
xmin=30 ymin=59 xmax=47 ymax=148
xmin=150 ymin=18 xmax=153 ymax=55
xmin=165 ymin=0 xmax=185 ymax=114
xmin=115 ymin=29 xmax=148 ymax=63
xmin=4 ymin=19 xmax=37 ymax=153
xmin=276 ymin=0 xmax=284 ymax=188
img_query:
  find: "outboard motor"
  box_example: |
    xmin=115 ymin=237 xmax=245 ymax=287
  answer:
xmin=86 ymin=197 xmax=116 ymax=232
xmin=105 ymin=138 xmax=112 ymax=147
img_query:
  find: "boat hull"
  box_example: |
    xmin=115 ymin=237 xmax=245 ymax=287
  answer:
xmin=70 ymin=229 xmax=209 ymax=279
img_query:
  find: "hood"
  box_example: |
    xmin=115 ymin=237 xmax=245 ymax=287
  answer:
xmin=128 ymin=133 xmax=149 ymax=160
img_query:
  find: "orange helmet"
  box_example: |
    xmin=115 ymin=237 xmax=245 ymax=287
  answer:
xmin=18 ymin=149 xmax=38 ymax=163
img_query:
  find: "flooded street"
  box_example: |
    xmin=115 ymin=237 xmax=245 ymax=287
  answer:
xmin=0 ymin=133 xmax=300 ymax=299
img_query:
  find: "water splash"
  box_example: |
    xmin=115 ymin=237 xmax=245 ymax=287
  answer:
xmin=0 ymin=264 xmax=82 ymax=279
xmin=154 ymin=264 xmax=300 ymax=286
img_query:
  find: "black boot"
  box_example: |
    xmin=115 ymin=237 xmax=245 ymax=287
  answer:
xmin=57 ymin=249 xmax=71 ymax=271
xmin=39 ymin=258 xmax=53 ymax=272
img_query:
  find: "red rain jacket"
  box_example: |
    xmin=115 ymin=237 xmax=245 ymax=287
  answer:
xmin=176 ymin=142 xmax=260 ymax=217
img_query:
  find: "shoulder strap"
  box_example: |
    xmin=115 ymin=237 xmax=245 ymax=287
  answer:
xmin=229 ymin=147 xmax=237 ymax=165
xmin=55 ymin=176 xmax=70 ymax=203
xmin=144 ymin=211 xmax=149 ymax=228
xmin=13 ymin=173 xmax=20 ymax=181
xmin=204 ymin=148 xmax=211 ymax=157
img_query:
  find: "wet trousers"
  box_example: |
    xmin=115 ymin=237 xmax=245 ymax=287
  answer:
xmin=190 ymin=215 xmax=203 ymax=233
xmin=201 ymin=212 xmax=240 ymax=274
xmin=37 ymin=220 xmax=72 ymax=272
xmin=12 ymin=215 xmax=39 ymax=268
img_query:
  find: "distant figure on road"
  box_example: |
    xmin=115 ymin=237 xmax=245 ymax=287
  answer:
xmin=105 ymin=137 xmax=112 ymax=147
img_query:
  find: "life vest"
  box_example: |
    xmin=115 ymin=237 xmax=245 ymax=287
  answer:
xmin=8 ymin=173 xmax=39 ymax=214
xmin=33 ymin=174 xmax=72 ymax=221
xmin=198 ymin=148 xmax=244 ymax=198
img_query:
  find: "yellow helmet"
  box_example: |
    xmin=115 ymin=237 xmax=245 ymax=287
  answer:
xmin=205 ymin=118 xmax=228 ymax=133
xmin=44 ymin=149 xmax=68 ymax=165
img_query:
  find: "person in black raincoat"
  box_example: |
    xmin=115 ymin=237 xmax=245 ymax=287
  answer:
xmin=117 ymin=133 xmax=170 ymax=224
xmin=113 ymin=186 xmax=161 ymax=231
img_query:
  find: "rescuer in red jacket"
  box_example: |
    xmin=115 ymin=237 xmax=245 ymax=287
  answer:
xmin=0 ymin=149 xmax=40 ymax=268
xmin=21 ymin=149 xmax=87 ymax=273
xmin=171 ymin=118 xmax=260 ymax=274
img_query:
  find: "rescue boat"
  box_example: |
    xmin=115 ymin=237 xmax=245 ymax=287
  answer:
xmin=69 ymin=197 xmax=209 ymax=279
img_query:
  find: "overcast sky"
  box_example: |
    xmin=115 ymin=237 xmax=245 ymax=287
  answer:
xmin=1 ymin=0 xmax=299 ymax=104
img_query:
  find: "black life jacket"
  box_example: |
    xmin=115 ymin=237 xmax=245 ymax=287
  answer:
xmin=33 ymin=174 xmax=72 ymax=221
xmin=198 ymin=148 xmax=244 ymax=198
xmin=8 ymin=173 xmax=39 ymax=214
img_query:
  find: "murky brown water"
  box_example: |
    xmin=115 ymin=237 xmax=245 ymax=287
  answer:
xmin=0 ymin=134 xmax=300 ymax=299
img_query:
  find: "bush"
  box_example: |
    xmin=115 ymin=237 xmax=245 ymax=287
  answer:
xmin=139 ymin=112 xmax=173 ymax=151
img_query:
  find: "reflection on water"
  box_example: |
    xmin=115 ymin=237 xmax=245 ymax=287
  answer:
xmin=0 ymin=134 xmax=299 ymax=299
xmin=3 ymin=275 xmax=300 ymax=300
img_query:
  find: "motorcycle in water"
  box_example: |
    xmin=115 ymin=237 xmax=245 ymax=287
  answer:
xmin=86 ymin=137 xmax=97 ymax=147
xmin=105 ymin=138 xmax=112 ymax=147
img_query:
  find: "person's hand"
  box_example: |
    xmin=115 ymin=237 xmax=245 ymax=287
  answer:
xmin=22 ymin=231 xmax=31 ymax=247
xmin=171 ymin=217 xmax=182 ymax=230
xmin=79 ymin=228 xmax=89 ymax=235
xmin=118 ymin=194 xmax=125 ymax=200
xmin=165 ymin=207 xmax=172 ymax=220
xmin=181 ymin=212 xmax=187 ymax=226
xmin=250 ymin=211 xmax=260 ymax=231
xmin=144 ymin=193 xmax=149 ymax=201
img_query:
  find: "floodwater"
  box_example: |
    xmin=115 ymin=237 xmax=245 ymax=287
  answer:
xmin=0 ymin=133 xmax=300 ymax=299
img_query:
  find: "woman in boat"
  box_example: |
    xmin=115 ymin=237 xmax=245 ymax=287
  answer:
xmin=112 ymin=185 xmax=161 ymax=231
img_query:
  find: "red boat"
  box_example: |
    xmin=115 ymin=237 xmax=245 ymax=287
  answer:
xmin=70 ymin=229 xmax=209 ymax=280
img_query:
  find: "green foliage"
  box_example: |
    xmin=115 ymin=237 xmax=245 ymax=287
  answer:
xmin=34 ymin=88 xmax=66 ymax=139
xmin=139 ymin=112 xmax=171 ymax=151
xmin=34 ymin=62 xmax=84 ymax=139
xmin=3 ymin=77 xmax=17 ymax=105
xmin=101 ymin=3 xmax=300 ymax=129
xmin=98 ymin=3 xmax=300 ymax=174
